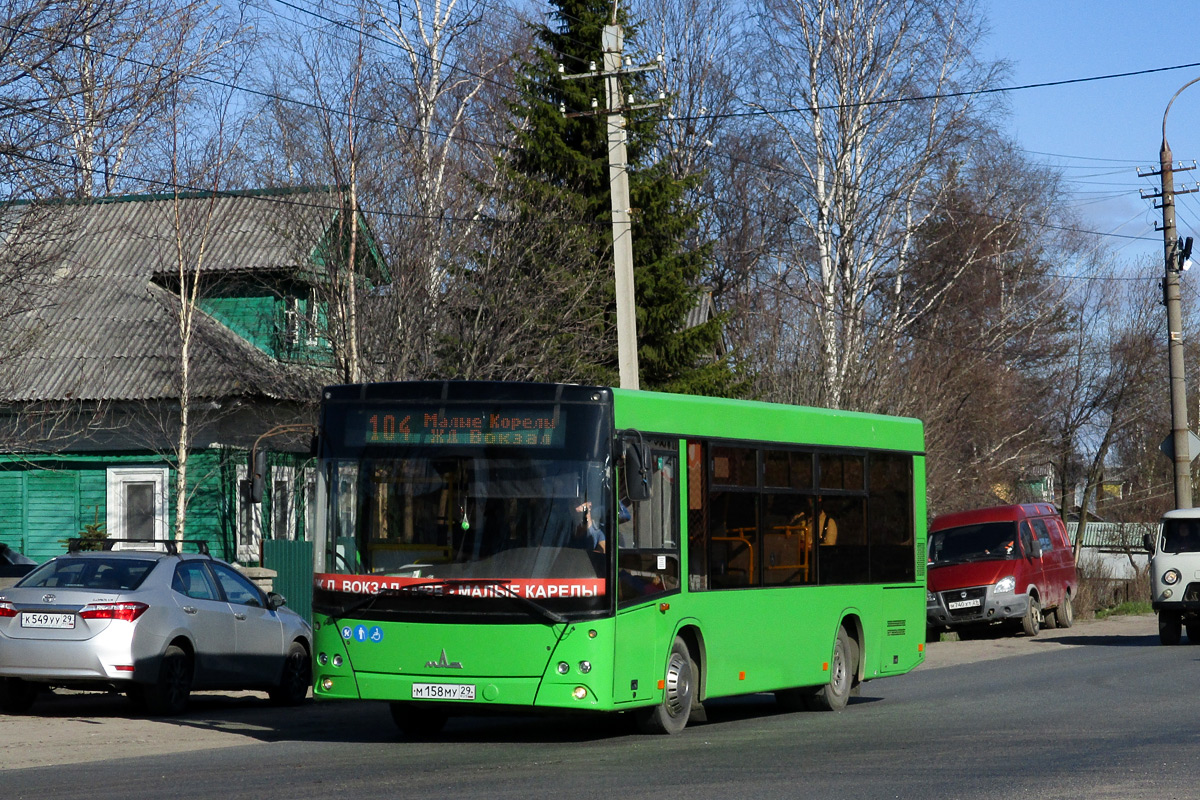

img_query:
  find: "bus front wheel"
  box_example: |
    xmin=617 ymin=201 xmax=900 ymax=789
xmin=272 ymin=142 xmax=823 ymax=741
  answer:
xmin=636 ymin=637 xmax=695 ymax=734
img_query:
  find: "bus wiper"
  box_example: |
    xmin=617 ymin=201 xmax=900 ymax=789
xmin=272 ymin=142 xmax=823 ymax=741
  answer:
xmin=326 ymin=588 xmax=407 ymax=619
xmin=415 ymin=578 xmax=568 ymax=625
xmin=326 ymin=579 xmax=567 ymax=625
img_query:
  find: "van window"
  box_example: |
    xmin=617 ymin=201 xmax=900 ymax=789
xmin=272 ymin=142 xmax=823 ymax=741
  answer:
xmin=1162 ymin=518 xmax=1200 ymax=553
xmin=1018 ymin=522 xmax=1035 ymax=556
xmin=928 ymin=522 xmax=1018 ymax=563
xmin=1031 ymin=518 xmax=1053 ymax=552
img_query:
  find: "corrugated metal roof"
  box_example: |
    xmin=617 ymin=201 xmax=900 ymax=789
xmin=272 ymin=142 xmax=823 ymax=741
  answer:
xmin=1066 ymin=521 xmax=1155 ymax=550
xmin=0 ymin=190 xmax=338 ymax=402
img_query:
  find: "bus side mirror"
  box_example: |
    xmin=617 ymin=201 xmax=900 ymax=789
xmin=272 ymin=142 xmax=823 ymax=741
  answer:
xmin=1144 ymin=533 xmax=1155 ymax=554
xmin=248 ymin=447 xmax=267 ymax=504
xmin=623 ymin=439 xmax=652 ymax=502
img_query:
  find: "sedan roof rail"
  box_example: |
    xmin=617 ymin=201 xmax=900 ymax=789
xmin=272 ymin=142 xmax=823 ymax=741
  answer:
xmin=66 ymin=538 xmax=210 ymax=557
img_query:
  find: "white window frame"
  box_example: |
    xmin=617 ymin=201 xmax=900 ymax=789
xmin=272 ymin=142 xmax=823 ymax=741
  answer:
xmin=106 ymin=467 xmax=168 ymax=544
xmin=236 ymin=463 xmax=263 ymax=563
xmin=270 ymin=466 xmax=297 ymax=541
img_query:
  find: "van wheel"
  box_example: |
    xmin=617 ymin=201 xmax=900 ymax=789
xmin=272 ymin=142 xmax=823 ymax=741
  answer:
xmin=1055 ymin=593 xmax=1074 ymax=629
xmin=635 ymin=637 xmax=695 ymax=734
xmin=1160 ymin=611 xmax=1183 ymax=646
xmin=805 ymin=627 xmax=856 ymax=712
xmin=1021 ymin=598 xmax=1040 ymax=637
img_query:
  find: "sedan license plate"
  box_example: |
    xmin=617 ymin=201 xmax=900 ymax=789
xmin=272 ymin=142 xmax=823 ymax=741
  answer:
xmin=947 ymin=598 xmax=981 ymax=611
xmin=21 ymin=612 xmax=76 ymax=629
xmin=412 ymin=683 xmax=475 ymax=700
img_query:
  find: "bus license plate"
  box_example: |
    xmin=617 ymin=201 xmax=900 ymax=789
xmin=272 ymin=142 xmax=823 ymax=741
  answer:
xmin=947 ymin=599 xmax=981 ymax=610
xmin=412 ymin=683 xmax=475 ymax=700
xmin=22 ymin=612 xmax=76 ymax=629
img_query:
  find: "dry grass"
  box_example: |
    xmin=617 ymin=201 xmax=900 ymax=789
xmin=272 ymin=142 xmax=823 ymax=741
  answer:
xmin=1074 ymin=553 xmax=1150 ymax=620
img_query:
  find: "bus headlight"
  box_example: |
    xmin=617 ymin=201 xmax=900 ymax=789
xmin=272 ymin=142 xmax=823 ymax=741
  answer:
xmin=1163 ymin=569 xmax=1181 ymax=586
xmin=994 ymin=576 xmax=1015 ymax=594
xmin=557 ymin=662 xmax=570 ymax=675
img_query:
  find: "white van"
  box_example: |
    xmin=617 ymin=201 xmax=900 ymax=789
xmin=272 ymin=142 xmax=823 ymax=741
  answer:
xmin=1147 ymin=508 xmax=1200 ymax=645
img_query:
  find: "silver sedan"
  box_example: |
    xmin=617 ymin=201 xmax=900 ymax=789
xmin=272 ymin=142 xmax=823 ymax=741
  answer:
xmin=0 ymin=544 xmax=312 ymax=715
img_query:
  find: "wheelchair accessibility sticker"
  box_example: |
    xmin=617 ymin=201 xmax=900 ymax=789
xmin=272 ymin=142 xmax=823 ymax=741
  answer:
xmin=342 ymin=624 xmax=384 ymax=643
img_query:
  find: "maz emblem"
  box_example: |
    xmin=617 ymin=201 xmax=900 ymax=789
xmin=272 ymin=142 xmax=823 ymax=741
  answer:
xmin=425 ymin=649 xmax=463 ymax=669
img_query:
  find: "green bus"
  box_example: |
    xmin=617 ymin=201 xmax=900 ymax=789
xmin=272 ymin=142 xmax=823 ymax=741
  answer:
xmin=310 ymin=381 xmax=927 ymax=734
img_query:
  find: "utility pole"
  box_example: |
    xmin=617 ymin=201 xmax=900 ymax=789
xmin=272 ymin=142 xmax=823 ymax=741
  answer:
xmin=1142 ymin=79 xmax=1200 ymax=509
xmin=559 ymin=7 xmax=660 ymax=391
xmin=603 ymin=23 xmax=638 ymax=391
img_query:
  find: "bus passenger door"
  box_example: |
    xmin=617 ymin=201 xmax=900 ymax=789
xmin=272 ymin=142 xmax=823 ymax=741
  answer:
xmin=612 ymin=445 xmax=681 ymax=705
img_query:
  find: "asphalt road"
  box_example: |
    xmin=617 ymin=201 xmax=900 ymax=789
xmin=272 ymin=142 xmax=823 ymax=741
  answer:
xmin=2 ymin=614 xmax=1192 ymax=800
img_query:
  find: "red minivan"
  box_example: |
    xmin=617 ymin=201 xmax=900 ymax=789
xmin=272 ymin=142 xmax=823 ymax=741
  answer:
xmin=926 ymin=504 xmax=1077 ymax=637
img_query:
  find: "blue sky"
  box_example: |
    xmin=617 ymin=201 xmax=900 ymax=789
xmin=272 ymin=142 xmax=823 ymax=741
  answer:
xmin=983 ymin=1 xmax=1200 ymax=267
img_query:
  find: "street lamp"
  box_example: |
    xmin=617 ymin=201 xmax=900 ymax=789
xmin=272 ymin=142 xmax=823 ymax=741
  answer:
xmin=1159 ymin=77 xmax=1200 ymax=509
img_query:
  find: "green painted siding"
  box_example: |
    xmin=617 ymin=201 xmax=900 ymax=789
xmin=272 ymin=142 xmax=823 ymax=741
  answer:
xmin=0 ymin=473 xmax=26 ymax=555
xmin=26 ymin=471 xmax=79 ymax=561
xmin=200 ymin=295 xmax=280 ymax=355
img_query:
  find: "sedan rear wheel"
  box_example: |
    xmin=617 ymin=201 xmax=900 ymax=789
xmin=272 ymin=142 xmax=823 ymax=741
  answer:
xmin=0 ymin=678 xmax=40 ymax=714
xmin=142 ymin=644 xmax=193 ymax=716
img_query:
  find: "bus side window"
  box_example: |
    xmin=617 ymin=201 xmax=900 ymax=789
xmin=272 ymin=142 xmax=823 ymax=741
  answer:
xmin=687 ymin=441 xmax=708 ymax=591
xmin=618 ymin=444 xmax=681 ymax=606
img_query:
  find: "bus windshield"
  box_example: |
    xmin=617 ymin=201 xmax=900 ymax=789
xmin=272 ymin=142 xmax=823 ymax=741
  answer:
xmin=314 ymin=390 xmax=614 ymax=620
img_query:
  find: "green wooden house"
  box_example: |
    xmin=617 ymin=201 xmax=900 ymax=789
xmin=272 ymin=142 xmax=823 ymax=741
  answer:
xmin=0 ymin=188 xmax=381 ymax=579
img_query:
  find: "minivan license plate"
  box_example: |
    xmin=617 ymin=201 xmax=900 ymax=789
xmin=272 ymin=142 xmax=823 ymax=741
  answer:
xmin=947 ymin=599 xmax=981 ymax=610
xmin=412 ymin=683 xmax=475 ymax=700
xmin=21 ymin=612 xmax=75 ymax=629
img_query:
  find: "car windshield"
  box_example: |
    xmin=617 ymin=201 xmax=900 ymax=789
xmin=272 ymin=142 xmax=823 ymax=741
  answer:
xmin=1162 ymin=518 xmax=1200 ymax=553
xmin=19 ymin=557 xmax=157 ymax=591
xmin=928 ymin=521 xmax=1020 ymax=564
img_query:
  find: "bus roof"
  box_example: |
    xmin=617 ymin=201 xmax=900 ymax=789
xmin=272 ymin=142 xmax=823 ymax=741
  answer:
xmin=611 ymin=387 xmax=924 ymax=453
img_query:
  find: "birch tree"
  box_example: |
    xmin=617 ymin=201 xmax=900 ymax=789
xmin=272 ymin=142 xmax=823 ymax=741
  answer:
xmin=750 ymin=0 xmax=1001 ymax=410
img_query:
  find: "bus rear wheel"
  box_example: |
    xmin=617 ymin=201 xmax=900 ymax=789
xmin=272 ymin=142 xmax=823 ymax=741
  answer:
xmin=636 ymin=637 xmax=695 ymax=734
xmin=389 ymin=702 xmax=449 ymax=737
xmin=806 ymin=627 xmax=856 ymax=712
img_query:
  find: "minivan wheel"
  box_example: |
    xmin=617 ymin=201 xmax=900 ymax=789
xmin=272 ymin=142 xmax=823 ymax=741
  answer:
xmin=1055 ymin=593 xmax=1074 ymax=629
xmin=1021 ymin=598 xmax=1040 ymax=637
xmin=1160 ymin=611 xmax=1183 ymax=646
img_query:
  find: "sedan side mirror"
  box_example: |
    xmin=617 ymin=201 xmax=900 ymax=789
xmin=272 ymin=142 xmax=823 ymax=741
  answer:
xmin=267 ymin=591 xmax=288 ymax=611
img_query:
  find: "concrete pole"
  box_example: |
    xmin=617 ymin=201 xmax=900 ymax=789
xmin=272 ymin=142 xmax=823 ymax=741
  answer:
xmin=603 ymin=24 xmax=639 ymax=390
xmin=1161 ymin=140 xmax=1192 ymax=508
xmin=1159 ymin=77 xmax=1200 ymax=509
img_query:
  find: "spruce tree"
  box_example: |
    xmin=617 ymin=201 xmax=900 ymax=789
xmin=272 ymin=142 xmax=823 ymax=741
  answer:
xmin=502 ymin=0 xmax=737 ymax=396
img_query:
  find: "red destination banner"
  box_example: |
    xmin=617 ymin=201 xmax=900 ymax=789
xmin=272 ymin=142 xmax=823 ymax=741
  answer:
xmin=314 ymin=573 xmax=605 ymax=598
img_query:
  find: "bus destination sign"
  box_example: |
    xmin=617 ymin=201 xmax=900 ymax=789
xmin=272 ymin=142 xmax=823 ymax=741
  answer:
xmin=349 ymin=407 xmax=564 ymax=447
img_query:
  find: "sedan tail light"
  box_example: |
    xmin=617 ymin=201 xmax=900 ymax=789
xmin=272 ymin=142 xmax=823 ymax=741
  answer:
xmin=0 ymin=601 xmax=16 ymax=618
xmin=79 ymin=602 xmax=149 ymax=622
